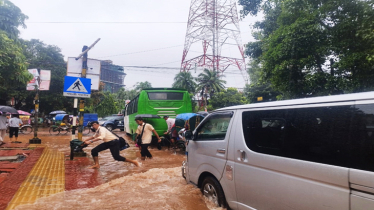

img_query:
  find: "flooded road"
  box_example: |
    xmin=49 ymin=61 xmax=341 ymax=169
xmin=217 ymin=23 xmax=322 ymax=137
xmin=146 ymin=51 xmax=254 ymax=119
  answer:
xmin=8 ymin=128 xmax=224 ymax=210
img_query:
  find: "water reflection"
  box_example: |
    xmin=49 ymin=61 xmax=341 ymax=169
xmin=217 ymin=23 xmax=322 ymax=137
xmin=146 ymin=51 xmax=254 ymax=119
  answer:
xmin=14 ymin=167 xmax=221 ymax=210
xmin=8 ymin=129 xmax=225 ymax=210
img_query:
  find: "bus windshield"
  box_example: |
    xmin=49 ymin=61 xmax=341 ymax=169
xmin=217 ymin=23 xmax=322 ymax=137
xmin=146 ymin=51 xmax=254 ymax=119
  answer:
xmin=148 ymin=92 xmax=184 ymax=100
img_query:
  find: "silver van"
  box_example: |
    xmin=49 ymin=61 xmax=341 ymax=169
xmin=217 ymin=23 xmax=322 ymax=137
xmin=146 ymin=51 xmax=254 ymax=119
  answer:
xmin=182 ymin=91 xmax=374 ymax=209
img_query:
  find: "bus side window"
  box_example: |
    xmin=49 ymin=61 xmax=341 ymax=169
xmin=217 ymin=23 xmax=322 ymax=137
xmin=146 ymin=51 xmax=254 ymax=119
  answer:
xmin=135 ymin=97 xmax=139 ymax=113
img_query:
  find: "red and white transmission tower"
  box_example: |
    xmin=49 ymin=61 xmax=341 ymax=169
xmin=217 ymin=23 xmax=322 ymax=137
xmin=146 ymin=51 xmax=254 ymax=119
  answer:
xmin=181 ymin=0 xmax=248 ymax=82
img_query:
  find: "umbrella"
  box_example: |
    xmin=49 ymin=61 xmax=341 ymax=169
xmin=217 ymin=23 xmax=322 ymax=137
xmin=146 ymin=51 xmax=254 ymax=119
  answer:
xmin=49 ymin=110 xmax=66 ymax=115
xmin=18 ymin=110 xmax=31 ymax=116
xmin=55 ymin=114 xmax=69 ymax=121
xmin=135 ymin=114 xmax=161 ymax=119
xmin=176 ymin=113 xmax=197 ymax=121
xmin=0 ymin=106 xmax=18 ymax=114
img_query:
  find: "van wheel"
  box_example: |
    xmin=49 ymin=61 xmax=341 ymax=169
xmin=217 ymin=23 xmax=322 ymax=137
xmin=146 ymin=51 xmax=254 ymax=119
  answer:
xmin=201 ymin=176 xmax=227 ymax=208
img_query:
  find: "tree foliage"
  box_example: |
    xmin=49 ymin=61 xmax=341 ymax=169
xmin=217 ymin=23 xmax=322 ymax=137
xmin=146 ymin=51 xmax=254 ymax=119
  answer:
xmin=210 ymin=88 xmax=248 ymax=109
xmin=134 ymin=81 xmax=152 ymax=92
xmin=93 ymin=92 xmax=119 ymax=117
xmin=196 ymin=69 xmax=226 ymax=109
xmin=172 ymin=71 xmax=196 ymax=94
xmin=0 ymin=1 xmax=31 ymax=105
xmin=19 ymin=39 xmax=72 ymax=113
xmin=0 ymin=32 xmax=31 ymax=99
xmin=0 ymin=0 xmax=28 ymax=39
xmin=243 ymin=60 xmax=280 ymax=103
xmin=196 ymin=69 xmax=226 ymax=97
xmin=240 ymin=0 xmax=374 ymax=99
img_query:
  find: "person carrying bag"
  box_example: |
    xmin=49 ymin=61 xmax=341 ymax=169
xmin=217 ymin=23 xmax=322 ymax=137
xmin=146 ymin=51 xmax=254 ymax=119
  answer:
xmin=137 ymin=123 xmax=146 ymax=146
xmin=135 ymin=117 xmax=161 ymax=161
xmin=83 ymin=121 xmax=139 ymax=169
xmin=106 ymin=127 xmax=130 ymax=150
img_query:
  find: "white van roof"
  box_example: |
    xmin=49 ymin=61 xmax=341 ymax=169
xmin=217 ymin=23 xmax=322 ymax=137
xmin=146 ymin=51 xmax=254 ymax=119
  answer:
xmin=217 ymin=91 xmax=374 ymax=111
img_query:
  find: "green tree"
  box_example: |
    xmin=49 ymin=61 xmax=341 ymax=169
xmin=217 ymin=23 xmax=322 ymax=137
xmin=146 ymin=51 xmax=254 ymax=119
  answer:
xmin=196 ymin=69 xmax=226 ymax=109
xmin=240 ymin=0 xmax=374 ymax=99
xmin=134 ymin=81 xmax=152 ymax=92
xmin=114 ymin=87 xmax=138 ymax=110
xmin=0 ymin=1 xmax=31 ymax=104
xmin=172 ymin=71 xmax=196 ymax=94
xmin=94 ymin=92 xmax=120 ymax=117
xmin=243 ymin=60 xmax=280 ymax=103
xmin=0 ymin=0 xmax=28 ymax=39
xmin=16 ymin=39 xmax=71 ymax=114
xmin=0 ymin=32 xmax=31 ymax=104
xmin=210 ymin=88 xmax=248 ymax=109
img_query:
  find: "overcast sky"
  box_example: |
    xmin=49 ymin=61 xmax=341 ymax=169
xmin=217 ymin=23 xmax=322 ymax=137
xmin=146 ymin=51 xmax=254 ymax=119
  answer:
xmin=11 ymin=0 xmax=260 ymax=90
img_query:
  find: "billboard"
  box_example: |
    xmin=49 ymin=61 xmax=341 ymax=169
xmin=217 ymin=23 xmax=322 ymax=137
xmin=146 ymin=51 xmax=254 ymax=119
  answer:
xmin=26 ymin=69 xmax=51 ymax=91
xmin=67 ymin=57 xmax=101 ymax=90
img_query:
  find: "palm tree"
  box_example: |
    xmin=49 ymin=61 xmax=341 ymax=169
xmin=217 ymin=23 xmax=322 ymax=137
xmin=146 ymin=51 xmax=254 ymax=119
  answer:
xmin=196 ymin=69 xmax=226 ymax=110
xmin=134 ymin=81 xmax=152 ymax=92
xmin=172 ymin=71 xmax=196 ymax=94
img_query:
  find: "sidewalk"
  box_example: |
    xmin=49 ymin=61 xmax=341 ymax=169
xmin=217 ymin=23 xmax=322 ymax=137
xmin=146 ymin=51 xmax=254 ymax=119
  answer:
xmin=0 ymin=139 xmax=103 ymax=210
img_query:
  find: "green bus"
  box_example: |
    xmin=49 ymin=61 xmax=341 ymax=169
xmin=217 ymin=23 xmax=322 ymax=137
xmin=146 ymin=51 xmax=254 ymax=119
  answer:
xmin=124 ymin=88 xmax=193 ymax=139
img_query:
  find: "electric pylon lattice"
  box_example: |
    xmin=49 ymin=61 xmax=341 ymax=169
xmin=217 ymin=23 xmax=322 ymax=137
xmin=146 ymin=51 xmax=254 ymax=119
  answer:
xmin=181 ymin=0 xmax=247 ymax=81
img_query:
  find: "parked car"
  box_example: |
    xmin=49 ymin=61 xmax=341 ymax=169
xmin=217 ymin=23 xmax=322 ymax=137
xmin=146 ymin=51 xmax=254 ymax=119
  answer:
xmin=99 ymin=115 xmax=124 ymax=131
xmin=182 ymin=91 xmax=374 ymax=209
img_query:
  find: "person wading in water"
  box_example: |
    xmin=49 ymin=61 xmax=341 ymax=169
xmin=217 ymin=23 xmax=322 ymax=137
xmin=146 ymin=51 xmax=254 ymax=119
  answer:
xmin=135 ymin=117 xmax=161 ymax=160
xmin=84 ymin=121 xmax=139 ymax=168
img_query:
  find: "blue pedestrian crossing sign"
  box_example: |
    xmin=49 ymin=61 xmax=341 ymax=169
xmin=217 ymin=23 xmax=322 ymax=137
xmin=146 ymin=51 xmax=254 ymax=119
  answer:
xmin=63 ymin=76 xmax=91 ymax=98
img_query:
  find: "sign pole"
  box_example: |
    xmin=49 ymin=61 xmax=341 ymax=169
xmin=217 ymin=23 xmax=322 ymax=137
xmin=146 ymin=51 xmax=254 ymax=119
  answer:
xmin=77 ymin=46 xmax=88 ymax=141
xmin=30 ymin=69 xmax=41 ymax=144
xmin=71 ymin=98 xmax=78 ymax=140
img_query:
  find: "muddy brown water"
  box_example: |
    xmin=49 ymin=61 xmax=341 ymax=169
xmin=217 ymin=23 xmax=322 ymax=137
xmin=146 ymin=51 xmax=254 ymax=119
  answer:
xmin=4 ymin=128 xmax=225 ymax=210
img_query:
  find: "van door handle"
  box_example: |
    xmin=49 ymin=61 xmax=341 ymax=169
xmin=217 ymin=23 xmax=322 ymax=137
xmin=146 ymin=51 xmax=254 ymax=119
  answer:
xmin=217 ymin=149 xmax=226 ymax=154
xmin=239 ymin=150 xmax=246 ymax=161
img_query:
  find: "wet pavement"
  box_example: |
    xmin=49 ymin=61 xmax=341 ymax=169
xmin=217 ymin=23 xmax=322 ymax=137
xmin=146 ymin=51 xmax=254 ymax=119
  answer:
xmin=0 ymin=128 xmax=223 ymax=210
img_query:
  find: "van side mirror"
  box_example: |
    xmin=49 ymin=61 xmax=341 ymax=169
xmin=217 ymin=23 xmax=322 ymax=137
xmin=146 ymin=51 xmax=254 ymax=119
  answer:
xmin=185 ymin=130 xmax=193 ymax=140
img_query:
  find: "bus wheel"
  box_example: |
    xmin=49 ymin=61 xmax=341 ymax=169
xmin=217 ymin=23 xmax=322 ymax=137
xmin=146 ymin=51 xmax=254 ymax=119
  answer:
xmin=201 ymin=176 xmax=227 ymax=208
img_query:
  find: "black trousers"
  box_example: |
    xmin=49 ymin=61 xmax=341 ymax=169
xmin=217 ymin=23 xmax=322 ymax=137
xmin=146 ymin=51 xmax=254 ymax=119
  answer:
xmin=91 ymin=140 xmax=126 ymax=161
xmin=140 ymin=144 xmax=152 ymax=158
xmin=9 ymin=127 xmax=19 ymax=138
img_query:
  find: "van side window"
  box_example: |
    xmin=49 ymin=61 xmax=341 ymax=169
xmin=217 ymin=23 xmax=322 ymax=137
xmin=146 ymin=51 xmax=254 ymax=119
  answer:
xmin=242 ymin=105 xmax=374 ymax=172
xmin=243 ymin=110 xmax=287 ymax=155
xmin=351 ymin=104 xmax=374 ymax=172
xmin=259 ymin=118 xmax=286 ymax=149
xmin=195 ymin=112 xmax=233 ymax=141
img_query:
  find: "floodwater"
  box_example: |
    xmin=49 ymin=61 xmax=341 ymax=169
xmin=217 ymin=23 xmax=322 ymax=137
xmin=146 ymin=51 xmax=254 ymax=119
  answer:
xmin=6 ymin=128 xmax=225 ymax=210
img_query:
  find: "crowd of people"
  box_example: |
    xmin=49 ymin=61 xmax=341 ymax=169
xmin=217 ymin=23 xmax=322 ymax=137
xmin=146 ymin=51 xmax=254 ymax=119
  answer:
xmin=81 ymin=115 xmax=187 ymax=169
xmin=0 ymin=110 xmax=187 ymax=169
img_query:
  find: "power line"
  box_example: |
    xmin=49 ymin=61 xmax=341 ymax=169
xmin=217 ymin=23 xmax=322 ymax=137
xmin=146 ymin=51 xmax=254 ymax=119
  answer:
xmin=26 ymin=21 xmax=187 ymax=24
xmin=96 ymin=45 xmax=184 ymax=59
xmin=26 ymin=21 xmax=253 ymax=24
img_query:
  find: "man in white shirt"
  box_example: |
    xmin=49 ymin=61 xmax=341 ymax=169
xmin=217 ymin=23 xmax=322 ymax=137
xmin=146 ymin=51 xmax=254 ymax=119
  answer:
xmin=84 ymin=121 xmax=139 ymax=169
xmin=135 ymin=117 xmax=161 ymax=160
xmin=8 ymin=115 xmax=23 ymax=142
xmin=0 ymin=112 xmax=7 ymax=145
xmin=163 ymin=115 xmax=176 ymax=145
